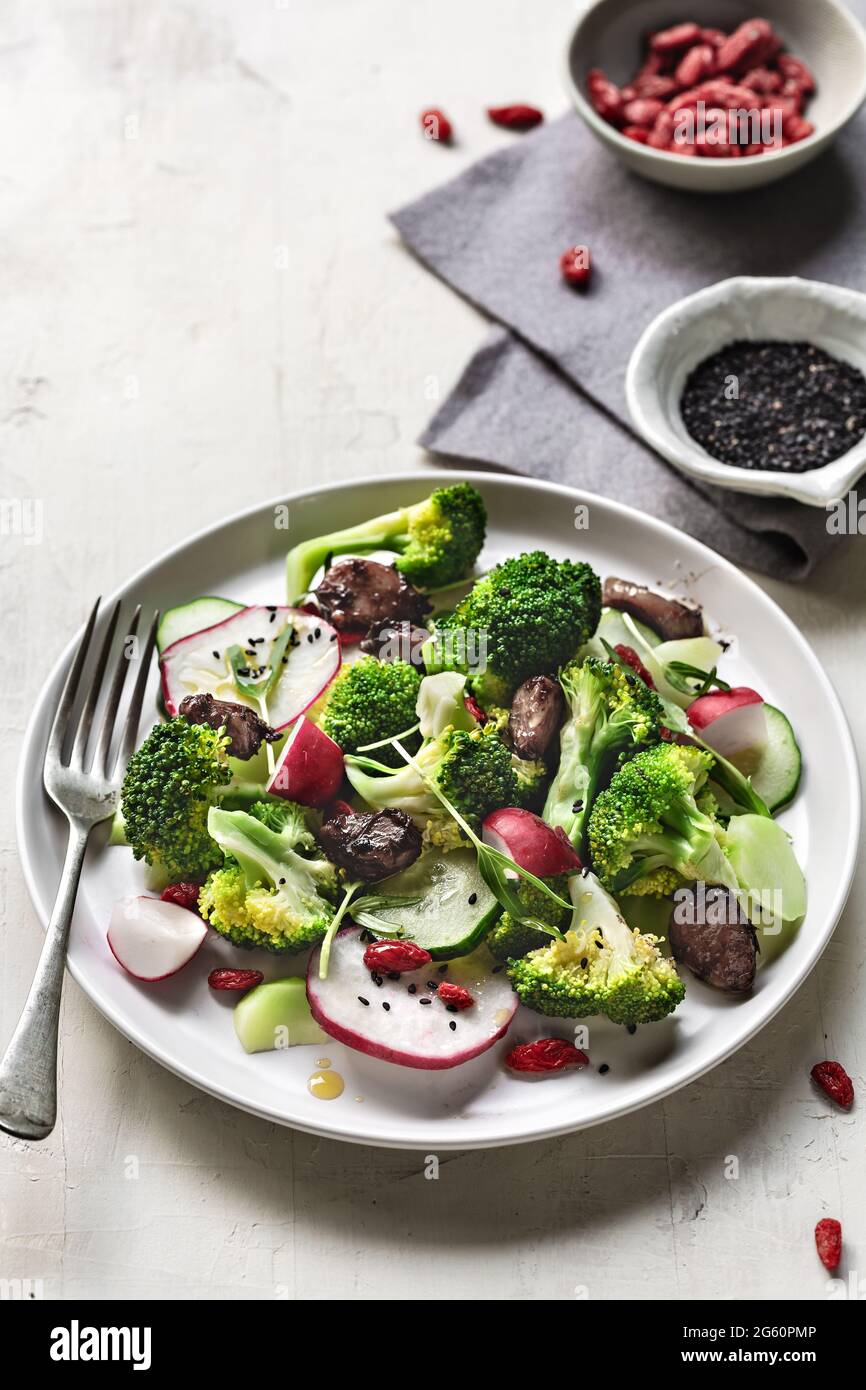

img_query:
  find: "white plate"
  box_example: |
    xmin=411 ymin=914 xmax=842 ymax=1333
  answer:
xmin=16 ymin=472 xmax=860 ymax=1150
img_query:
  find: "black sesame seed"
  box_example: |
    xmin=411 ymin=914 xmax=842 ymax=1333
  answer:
xmin=468 ymin=892 xmax=478 ymax=905
xmin=269 ymin=611 xmax=276 ymax=622
xmin=681 ymin=340 xmax=866 ymax=473
xmin=627 ymin=1023 xmax=637 ymax=1035
xmin=307 ymin=633 xmax=314 ymax=643
xmin=598 ymin=1063 xmax=610 ymax=1074
xmin=314 ymin=627 xmax=321 ymax=639
xmin=437 ymin=964 xmax=448 ymax=974
xmin=580 ymin=958 xmax=588 ymax=970
xmin=358 ymin=996 xmax=370 ymax=1006
xmin=491 ymin=964 xmax=503 ymax=974
xmin=449 ymin=1020 xmax=457 ymax=1031
xmin=419 ymin=997 xmax=432 ymax=1005
xmin=266 ymin=605 xmax=276 ymax=611
xmin=212 ymin=650 xmax=220 ymax=660
xmin=426 ymin=980 xmax=437 ymax=990
xmin=278 ymin=877 xmax=286 ymax=886
xmin=372 ymin=973 xmax=383 ymax=987
xmin=382 ymin=1002 xmax=390 ymax=1012
xmin=330 ymin=632 xmax=338 ymax=641
xmin=408 ymin=983 xmax=417 ymax=995
xmin=387 ymin=971 xmax=400 ymax=981
xmin=446 ymin=1004 xmax=458 ymax=1014
xmin=572 ymin=799 xmax=584 ymax=813
xmin=581 ymin=866 xmax=589 ymax=878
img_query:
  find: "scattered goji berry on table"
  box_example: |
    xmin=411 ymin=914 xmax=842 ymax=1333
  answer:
xmin=420 ymin=108 xmax=453 ymax=143
xmin=815 ymin=1218 xmax=842 ymax=1271
xmin=487 ymin=103 xmax=544 ymax=131
xmin=506 ymin=1038 xmax=589 ymax=1073
xmin=161 ymin=882 xmax=202 ymax=913
xmin=362 ymin=939 xmax=432 ymax=974
xmin=810 ymin=1060 xmax=854 ymax=1109
xmin=208 ymin=968 xmax=264 ymax=991
xmin=560 ymin=244 xmax=592 ymax=287
xmin=437 ymin=981 xmax=474 ymax=1011
xmin=464 ymin=692 xmax=487 ymax=724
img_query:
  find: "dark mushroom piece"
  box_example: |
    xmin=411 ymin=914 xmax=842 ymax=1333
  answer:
xmin=360 ymin=618 xmax=430 ymax=668
xmin=603 ymin=577 xmax=704 ymax=641
xmin=508 ymin=675 xmax=564 ymax=760
xmin=668 ymin=887 xmax=757 ymax=993
xmin=312 ymin=557 xmax=431 ymax=635
xmin=318 ymin=807 xmax=422 ymax=882
xmin=178 ymin=693 xmax=281 ymax=761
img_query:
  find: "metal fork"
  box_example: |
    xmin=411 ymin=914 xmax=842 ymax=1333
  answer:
xmin=0 ymin=599 xmax=158 ymax=1142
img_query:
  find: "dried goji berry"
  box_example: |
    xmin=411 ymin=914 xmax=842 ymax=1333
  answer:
xmin=632 ymin=74 xmax=678 ymax=100
xmin=420 ymin=108 xmax=453 ymax=143
xmin=651 ymin=23 xmax=702 ymax=54
xmin=622 ymin=97 xmax=664 ymax=127
xmin=464 ymin=693 xmax=487 ymax=724
xmin=675 ymin=43 xmax=716 ymax=89
xmin=815 ymin=1218 xmax=842 ymax=1271
xmin=614 ymin=644 xmax=655 ymax=687
xmin=560 ymin=244 xmax=592 ymax=286
xmin=506 ymin=1038 xmax=589 ymax=1074
xmin=487 ymin=103 xmax=544 ymax=131
xmin=742 ymin=67 xmax=782 ymax=95
xmin=810 ymin=1060 xmax=854 ymax=1109
xmin=208 ymin=968 xmax=264 ymax=991
xmin=362 ymin=939 xmax=432 ymax=974
xmin=701 ymin=27 xmax=727 ymax=49
xmin=717 ymin=19 xmax=779 ymax=76
xmin=783 ymin=115 xmax=814 ymax=144
xmin=161 ymin=882 xmax=202 ymax=913
xmin=436 ymin=981 xmax=474 ymax=1011
xmin=778 ymin=54 xmax=816 ymax=96
xmin=646 ymin=110 xmax=675 ymax=149
xmin=587 ymin=70 xmax=624 ymax=125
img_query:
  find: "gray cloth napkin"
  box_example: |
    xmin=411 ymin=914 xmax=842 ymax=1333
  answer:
xmin=390 ymin=100 xmax=866 ymax=579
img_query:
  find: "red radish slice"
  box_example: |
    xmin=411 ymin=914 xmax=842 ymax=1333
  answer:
xmin=307 ymin=927 xmax=517 ymax=1070
xmin=108 ymin=897 xmax=207 ymax=981
xmin=160 ymin=605 xmax=340 ymax=731
xmin=482 ymin=808 xmax=582 ymax=877
xmin=266 ymin=717 xmax=344 ymax=807
xmin=688 ymin=687 xmax=767 ymax=759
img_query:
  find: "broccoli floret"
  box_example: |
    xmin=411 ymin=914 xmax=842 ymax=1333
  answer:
xmin=487 ymin=874 xmax=570 ymax=961
xmin=428 ymin=550 xmax=601 ymax=705
xmin=587 ymin=742 xmax=718 ymax=895
xmin=318 ymin=656 xmax=421 ymax=767
xmin=511 ymin=751 xmax=549 ymax=810
xmin=121 ymin=718 xmax=232 ymax=881
xmin=508 ymin=871 xmax=685 ymax=1024
xmin=286 ymin=482 xmax=486 ymax=600
xmin=199 ymin=801 xmax=338 ymax=952
xmin=544 ymin=657 xmax=664 ymax=852
xmin=345 ymin=724 xmax=521 ymax=828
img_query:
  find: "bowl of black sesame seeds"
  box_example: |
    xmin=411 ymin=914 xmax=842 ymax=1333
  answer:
xmin=625 ymin=276 xmax=866 ymax=506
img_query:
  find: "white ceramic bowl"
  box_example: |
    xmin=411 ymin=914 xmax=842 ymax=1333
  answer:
xmin=625 ymin=275 xmax=866 ymax=505
xmin=564 ymin=0 xmax=866 ymax=193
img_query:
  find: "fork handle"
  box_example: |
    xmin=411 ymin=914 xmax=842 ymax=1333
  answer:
xmin=0 ymin=824 xmax=90 ymax=1141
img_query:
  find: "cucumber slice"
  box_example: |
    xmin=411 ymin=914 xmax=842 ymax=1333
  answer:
xmin=582 ymin=607 xmax=661 ymax=660
xmin=233 ymin=977 xmax=327 ymax=1053
xmin=357 ymin=849 xmax=500 ymax=959
xmin=736 ymin=705 xmax=801 ymax=813
xmin=156 ymin=596 xmax=244 ymax=655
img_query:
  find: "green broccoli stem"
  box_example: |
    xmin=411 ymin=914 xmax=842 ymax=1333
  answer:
xmin=286 ymin=508 xmax=411 ymax=601
xmin=356 ymin=721 xmax=421 ymax=753
xmin=389 ymin=738 xmax=570 ymax=936
xmin=318 ymin=880 xmax=364 ymax=979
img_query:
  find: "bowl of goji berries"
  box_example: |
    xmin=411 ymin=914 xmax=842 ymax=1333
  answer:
xmin=564 ymin=0 xmax=866 ymax=192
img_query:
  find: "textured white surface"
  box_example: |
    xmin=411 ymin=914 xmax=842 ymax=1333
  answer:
xmin=1 ymin=0 xmax=864 ymax=1302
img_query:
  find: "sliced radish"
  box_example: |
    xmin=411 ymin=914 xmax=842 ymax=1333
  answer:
xmin=266 ymin=717 xmax=344 ymax=807
xmin=107 ymin=897 xmax=207 ymax=981
xmin=307 ymin=928 xmax=517 ymax=1070
xmin=688 ymin=687 xmax=767 ymax=759
xmin=482 ymin=808 xmax=582 ymax=878
xmin=160 ymin=605 xmax=340 ymax=731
